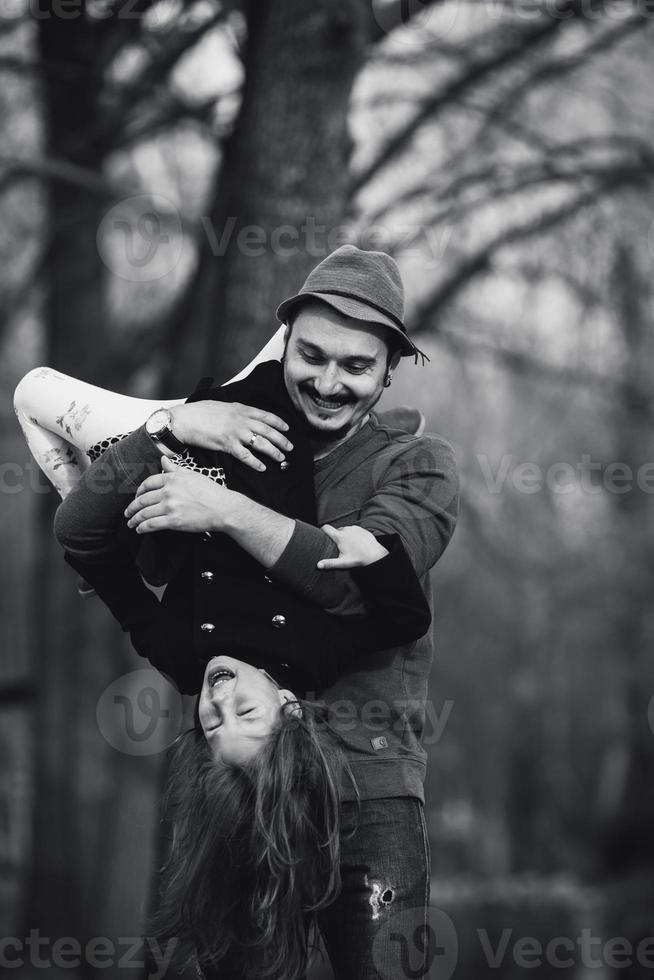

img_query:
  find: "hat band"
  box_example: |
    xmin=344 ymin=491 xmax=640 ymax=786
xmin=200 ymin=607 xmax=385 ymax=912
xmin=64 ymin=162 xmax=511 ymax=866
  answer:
xmin=305 ymin=288 xmax=406 ymax=333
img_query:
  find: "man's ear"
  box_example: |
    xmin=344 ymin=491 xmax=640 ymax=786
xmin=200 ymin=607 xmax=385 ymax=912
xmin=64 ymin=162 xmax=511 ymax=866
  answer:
xmin=281 ymin=324 xmax=291 ymax=362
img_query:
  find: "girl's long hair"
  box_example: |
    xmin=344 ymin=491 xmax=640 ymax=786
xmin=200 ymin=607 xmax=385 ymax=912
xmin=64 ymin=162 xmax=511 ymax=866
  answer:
xmin=147 ymin=699 xmax=352 ymax=980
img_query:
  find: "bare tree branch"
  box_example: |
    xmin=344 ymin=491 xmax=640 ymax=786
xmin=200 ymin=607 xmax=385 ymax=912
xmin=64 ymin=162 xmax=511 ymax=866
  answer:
xmin=349 ymin=12 xmax=572 ymax=196
xmin=0 ymin=154 xmax=122 ymax=199
xmin=500 ymin=260 xmax=605 ymax=309
xmin=360 ymin=14 xmax=648 ymax=227
xmin=419 ymin=312 xmax=654 ymax=422
xmin=409 ymin=173 xmax=650 ymax=334
xmin=97 ymin=6 xmax=231 ymax=146
xmin=456 ymin=13 xmax=648 ymax=161
xmin=365 ymin=135 xmax=653 ymax=239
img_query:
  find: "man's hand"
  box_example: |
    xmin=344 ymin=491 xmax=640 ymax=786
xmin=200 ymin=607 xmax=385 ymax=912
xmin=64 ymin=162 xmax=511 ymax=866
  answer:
xmin=169 ymin=401 xmax=293 ymax=472
xmin=317 ymin=525 xmax=389 ymax=570
xmin=125 ymin=457 xmax=230 ymax=534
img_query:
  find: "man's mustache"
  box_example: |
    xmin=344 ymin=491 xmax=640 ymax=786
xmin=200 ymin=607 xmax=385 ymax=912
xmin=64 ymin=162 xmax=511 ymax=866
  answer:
xmin=300 ymin=384 xmax=355 ymax=406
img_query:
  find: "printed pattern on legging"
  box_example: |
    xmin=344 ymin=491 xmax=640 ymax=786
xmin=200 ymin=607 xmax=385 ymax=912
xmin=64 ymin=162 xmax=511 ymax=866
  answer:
xmin=86 ymin=433 xmax=227 ymax=485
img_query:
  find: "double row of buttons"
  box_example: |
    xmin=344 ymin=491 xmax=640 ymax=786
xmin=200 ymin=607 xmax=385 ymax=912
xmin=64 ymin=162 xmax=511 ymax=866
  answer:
xmin=199 ymin=568 xmax=287 ymax=632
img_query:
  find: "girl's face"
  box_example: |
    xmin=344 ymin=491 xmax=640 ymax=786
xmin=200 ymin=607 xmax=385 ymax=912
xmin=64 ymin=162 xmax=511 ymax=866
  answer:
xmin=198 ymin=655 xmax=297 ymax=766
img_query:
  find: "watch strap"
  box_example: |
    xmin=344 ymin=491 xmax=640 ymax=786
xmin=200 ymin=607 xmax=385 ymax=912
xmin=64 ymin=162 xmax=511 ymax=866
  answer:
xmin=155 ymin=426 xmax=186 ymax=455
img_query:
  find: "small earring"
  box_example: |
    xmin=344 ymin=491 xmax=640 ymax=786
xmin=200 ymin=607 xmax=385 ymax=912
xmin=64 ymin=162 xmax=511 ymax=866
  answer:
xmin=282 ymin=696 xmax=303 ymax=719
xmin=384 ymin=372 xmax=393 ymax=388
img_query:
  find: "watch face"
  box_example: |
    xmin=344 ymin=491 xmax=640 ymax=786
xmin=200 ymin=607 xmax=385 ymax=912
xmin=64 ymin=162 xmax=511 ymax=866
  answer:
xmin=146 ymin=409 xmax=171 ymax=437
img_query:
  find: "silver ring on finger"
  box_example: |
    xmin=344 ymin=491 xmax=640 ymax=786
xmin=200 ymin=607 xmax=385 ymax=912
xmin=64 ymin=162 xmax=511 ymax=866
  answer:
xmin=248 ymin=433 xmax=258 ymax=448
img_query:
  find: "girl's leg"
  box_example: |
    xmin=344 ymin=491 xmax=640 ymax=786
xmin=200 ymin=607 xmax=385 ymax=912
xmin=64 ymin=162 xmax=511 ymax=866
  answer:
xmin=13 ymin=327 xmax=287 ymax=497
xmin=13 ymin=367 xmax=181 ymax=498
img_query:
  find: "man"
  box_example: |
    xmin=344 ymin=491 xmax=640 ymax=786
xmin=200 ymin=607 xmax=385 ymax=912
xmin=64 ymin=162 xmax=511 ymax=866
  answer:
xmin=124 ymin=244 xmax=460 ymax=979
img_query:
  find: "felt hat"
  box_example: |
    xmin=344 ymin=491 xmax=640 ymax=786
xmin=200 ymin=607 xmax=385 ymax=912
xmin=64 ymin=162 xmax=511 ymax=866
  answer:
xmin=275 ymin=244 xmax=423 ymax=359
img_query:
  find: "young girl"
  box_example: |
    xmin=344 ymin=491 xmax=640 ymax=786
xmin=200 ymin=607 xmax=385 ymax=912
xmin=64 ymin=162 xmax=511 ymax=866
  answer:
xmin=14 ymin=327 xmax=430 ymax=980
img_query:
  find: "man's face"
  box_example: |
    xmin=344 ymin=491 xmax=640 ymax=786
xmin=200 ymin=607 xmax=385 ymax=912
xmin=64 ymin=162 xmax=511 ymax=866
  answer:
xmin=283 ymin=302 xmax=395 ymax=443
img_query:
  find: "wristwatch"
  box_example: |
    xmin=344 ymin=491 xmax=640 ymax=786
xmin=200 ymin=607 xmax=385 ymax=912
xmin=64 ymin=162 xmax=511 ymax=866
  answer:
xmin=145 ymin=408 xmax=186 ymax=455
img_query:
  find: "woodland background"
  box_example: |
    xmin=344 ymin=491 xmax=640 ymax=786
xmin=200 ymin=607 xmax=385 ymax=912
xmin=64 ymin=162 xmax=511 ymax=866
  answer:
xmin=0 ymin=1 xmax=653 ymax=978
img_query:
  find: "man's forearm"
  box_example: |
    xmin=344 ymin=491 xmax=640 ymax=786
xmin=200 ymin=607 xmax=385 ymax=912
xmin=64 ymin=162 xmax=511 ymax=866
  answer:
xmin=217 ymin=491 xmax=297 ymax=569
xmin=271 ymin=519 xmax=362 ymax=613
xmin=217 ymin=495 xmax=361 ymax=612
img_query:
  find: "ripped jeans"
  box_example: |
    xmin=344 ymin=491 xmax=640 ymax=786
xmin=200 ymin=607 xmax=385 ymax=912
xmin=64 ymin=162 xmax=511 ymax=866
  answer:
xmin=317 ymin=797 xmax=431 ymax=980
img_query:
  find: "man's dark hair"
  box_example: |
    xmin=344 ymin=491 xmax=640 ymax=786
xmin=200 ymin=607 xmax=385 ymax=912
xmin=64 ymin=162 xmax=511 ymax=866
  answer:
xmin=285 ymin=301 xmax=402 ymax=369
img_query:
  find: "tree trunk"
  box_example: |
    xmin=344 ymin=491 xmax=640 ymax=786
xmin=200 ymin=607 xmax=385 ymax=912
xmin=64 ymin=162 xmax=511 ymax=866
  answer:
xmin=21 ymin=11 xmax=162 ymax=977
xmin=601 ymin=242 xmax=654 ymax=873
xmin=166 ymin=0 xmax=368 ymax=390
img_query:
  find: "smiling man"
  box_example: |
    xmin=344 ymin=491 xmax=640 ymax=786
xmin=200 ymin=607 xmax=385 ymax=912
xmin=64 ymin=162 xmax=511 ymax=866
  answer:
xmin=119 ymin=244 xmax=460 ymax=980
xmin=282 ymin=301 xmax=398 ymax=446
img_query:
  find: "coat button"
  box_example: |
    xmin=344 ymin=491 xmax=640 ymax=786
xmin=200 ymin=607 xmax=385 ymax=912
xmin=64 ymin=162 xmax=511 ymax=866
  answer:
xmin=280 ymin=662 xmax=289 ymax=669
xmin=271 ymin=615 xmax=287 ymax=629
xmin=280 ymin=460 xmax=289 ymax=472
xmin=200 ymin=622 xmax=215 ymax=632
xmin=201 ymin=571 xmax=214 ymax=583
xmin=264 ymin=574 xmax=272 ymax=583
xmin=202 ymin=531 xmax=212 ymax=541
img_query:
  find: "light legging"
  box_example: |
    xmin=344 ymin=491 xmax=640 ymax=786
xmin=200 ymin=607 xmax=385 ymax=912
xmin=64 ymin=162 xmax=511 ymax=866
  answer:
xmin=13 ymin=327 xmax=287 ymax=498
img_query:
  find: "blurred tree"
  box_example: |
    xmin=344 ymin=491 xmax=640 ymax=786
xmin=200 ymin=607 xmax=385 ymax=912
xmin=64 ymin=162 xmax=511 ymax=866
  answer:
xmin=165 ymin=0 xmax=368 ymax=387
xmin=600 ymin=241 xmax=654 ymax=871
xmin=24 ymin=3 xmax=163 ymax=969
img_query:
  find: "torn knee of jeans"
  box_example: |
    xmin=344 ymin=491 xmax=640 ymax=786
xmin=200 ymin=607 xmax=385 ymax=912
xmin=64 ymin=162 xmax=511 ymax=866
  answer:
xmin=365 ymin=876 xmax=395 ymax=920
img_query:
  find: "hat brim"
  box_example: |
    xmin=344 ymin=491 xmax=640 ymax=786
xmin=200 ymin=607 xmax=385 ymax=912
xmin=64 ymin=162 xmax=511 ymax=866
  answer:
xmin=275 ymin=291 xmax=417 ymax=357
